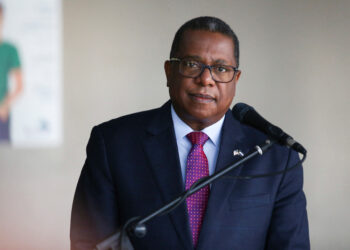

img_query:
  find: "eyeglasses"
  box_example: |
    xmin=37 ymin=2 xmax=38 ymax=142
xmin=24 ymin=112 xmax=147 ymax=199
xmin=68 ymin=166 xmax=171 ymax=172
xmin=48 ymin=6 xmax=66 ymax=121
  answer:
xmin=169 ymin=57 xmax=238 ymax=83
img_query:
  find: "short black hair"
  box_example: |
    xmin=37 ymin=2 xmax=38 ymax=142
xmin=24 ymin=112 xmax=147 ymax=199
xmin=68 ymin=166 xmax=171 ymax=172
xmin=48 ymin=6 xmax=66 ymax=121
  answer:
xmin=170 ymin=16 xmax=240 ymax=67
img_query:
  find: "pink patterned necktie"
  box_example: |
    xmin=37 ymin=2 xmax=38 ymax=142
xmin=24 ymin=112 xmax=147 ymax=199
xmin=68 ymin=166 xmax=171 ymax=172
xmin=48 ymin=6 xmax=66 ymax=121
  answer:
xmin=185 ymin=131 xmax=210 ymax=248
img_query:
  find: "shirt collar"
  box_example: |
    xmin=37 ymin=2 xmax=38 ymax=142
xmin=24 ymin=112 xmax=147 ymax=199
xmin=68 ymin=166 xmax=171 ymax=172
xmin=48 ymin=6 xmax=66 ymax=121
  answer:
xmin=171 ymin=105 xmax=225 ymax=146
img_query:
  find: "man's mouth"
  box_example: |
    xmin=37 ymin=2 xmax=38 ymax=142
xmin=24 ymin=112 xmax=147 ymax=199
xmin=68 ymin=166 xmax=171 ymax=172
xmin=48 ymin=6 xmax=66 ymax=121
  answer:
xmin=189 ymin=93 xmax=215 ymax=103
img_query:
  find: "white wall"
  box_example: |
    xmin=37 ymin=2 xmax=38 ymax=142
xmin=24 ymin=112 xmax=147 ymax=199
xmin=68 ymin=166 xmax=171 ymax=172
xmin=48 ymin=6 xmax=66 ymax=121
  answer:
xmin=0 ymin=0 xmax=349 ymax=249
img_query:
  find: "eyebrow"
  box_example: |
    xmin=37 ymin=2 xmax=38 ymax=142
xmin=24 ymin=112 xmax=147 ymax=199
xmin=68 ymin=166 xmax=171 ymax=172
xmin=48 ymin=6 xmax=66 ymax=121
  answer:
xmin=214 ymin=59 xmax=229 ymax=65
xmin=181 ymin=55 xmax=231 ymax=65
xmin=181 ymin=55 xmax=201 ymax=60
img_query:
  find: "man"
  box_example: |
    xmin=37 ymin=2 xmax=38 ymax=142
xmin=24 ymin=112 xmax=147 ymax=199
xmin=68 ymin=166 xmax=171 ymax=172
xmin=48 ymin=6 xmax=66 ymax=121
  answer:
xmin=0 ymin=3 xmax=23 ymax=142
xmin=71 ymin=16 xmax=309 ymax=249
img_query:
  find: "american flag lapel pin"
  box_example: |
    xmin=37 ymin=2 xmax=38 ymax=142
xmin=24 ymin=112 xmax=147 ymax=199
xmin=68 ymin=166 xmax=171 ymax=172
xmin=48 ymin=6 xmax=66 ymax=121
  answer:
xmin=233 ymin=149 xmax=244 ymax=157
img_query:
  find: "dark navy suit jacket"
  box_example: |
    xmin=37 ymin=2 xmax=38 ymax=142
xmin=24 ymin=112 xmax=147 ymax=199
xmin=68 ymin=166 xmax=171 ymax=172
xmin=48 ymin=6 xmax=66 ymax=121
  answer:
xmin=70 ymin=101 xmax=310 ymax=250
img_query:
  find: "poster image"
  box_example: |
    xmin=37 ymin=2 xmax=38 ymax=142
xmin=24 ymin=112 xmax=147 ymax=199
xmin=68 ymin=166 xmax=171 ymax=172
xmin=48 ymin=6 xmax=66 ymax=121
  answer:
xmin=0 ymin=0 xmax=61 ymax=147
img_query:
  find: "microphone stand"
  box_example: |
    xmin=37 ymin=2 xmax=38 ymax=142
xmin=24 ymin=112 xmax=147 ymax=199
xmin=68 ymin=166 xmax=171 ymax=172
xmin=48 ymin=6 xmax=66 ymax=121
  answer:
xmin=95 ymin=139 xmax=275 ymax=250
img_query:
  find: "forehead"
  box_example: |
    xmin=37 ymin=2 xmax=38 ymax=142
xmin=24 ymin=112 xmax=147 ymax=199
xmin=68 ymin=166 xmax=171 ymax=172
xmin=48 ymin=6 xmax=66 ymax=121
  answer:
xmin=176 ymin=29 xmax=235 ymax=65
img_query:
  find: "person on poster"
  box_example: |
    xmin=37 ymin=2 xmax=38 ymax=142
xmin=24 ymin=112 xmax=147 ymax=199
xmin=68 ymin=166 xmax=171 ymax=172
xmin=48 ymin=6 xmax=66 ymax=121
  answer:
xmin=71 ymin=16 xmax=310 ymax=249
xmin=0 ymin=3 xmax=23 ymax=142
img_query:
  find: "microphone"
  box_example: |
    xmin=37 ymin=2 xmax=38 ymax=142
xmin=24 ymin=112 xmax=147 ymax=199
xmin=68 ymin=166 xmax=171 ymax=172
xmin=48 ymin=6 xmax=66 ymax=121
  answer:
xmin=232 ymin=103 xmax=307 ymax=155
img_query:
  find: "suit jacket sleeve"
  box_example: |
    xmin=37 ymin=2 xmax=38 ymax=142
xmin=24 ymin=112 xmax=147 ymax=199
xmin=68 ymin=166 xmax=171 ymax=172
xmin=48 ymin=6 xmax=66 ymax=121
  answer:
xmin=266 ymin=149 xmax=310 ymax=249
xmin=70 ymin=126 xmax=119 ymax=249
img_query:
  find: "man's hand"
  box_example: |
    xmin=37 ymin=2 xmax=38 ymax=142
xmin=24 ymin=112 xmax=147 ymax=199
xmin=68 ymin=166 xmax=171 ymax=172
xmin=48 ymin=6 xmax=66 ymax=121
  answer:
xmin=0 ymin=104 xmax=9 ymax=122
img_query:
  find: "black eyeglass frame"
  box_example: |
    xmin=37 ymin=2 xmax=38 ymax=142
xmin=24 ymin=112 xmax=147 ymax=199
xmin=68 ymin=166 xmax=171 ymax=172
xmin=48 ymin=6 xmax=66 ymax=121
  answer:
xmin=169 ymin=57 xmax=239 ymax=83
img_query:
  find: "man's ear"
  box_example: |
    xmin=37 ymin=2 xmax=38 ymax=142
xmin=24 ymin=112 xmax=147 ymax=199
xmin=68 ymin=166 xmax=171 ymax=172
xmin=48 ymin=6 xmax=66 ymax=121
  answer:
xmin=164 ymin=60 xmax=172 ymax=87
xmin=234 ymin=70 xmax=241 ymax=83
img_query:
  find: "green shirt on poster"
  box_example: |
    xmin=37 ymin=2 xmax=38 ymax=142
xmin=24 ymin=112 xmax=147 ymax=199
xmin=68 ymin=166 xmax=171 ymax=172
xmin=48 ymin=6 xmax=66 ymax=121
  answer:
xmin=0 ymin=41 xmax=21 ymax=102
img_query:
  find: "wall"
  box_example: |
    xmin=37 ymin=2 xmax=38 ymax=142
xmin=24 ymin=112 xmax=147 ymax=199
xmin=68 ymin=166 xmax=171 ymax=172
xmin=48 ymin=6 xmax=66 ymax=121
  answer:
xmin=0 ymin=0 xmax=349 ymax=249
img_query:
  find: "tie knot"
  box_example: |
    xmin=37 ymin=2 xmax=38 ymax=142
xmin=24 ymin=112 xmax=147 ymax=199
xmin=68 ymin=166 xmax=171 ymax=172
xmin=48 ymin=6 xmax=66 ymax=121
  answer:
xmin=186 ymin=132 xmax=209 ymax=146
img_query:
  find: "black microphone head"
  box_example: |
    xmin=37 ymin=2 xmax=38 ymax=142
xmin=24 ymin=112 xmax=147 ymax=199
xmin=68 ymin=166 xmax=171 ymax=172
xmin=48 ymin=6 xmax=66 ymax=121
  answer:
xmin=232 ymin=102 xmax=282 ymax=138
xmin=232 ymin=102 xmax=254 ymax=122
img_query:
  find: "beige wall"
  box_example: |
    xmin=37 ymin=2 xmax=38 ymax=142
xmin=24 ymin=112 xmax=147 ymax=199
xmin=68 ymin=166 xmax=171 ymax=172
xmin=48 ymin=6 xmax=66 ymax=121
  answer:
xmin=1 ymin=0 xmax=349 ymax=249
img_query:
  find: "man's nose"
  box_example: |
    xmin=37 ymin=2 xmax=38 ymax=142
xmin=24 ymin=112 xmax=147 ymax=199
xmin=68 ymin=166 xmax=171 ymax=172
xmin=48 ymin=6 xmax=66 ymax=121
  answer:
xmin=198 ymin=67 xmax=215 ymax=86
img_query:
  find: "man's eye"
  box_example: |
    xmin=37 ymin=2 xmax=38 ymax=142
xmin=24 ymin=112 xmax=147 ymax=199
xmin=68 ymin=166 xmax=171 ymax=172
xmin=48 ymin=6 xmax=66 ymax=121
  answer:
xmin=183 ymin=61 xmax=199 ymax=68
xmin=215 ymin=66 xmax=231 ymax=73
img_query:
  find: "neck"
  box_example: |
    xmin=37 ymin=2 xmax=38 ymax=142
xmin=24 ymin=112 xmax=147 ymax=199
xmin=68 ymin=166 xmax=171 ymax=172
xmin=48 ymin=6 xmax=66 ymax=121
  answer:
xmin=173 ymin=108 xmax=221 ymax=131
xmin=186 ymin=122 xmax=209 ymax=131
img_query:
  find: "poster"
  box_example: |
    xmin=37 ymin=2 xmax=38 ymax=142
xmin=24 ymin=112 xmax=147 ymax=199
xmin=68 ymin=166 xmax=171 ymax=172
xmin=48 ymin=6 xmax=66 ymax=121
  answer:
xmin=0 ymin=0 xmax=62 ymax=147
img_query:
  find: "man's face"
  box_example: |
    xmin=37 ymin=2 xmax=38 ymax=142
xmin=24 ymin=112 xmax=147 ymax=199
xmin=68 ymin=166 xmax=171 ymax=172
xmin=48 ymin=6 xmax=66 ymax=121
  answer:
xmin=165 ymin=29 xmax=241 ymax=130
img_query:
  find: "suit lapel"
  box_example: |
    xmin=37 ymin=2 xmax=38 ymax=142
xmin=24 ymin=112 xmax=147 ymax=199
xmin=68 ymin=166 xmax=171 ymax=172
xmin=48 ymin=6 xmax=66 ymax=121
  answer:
xmin=197 ymin=110 xmax=250 ymax=249
xmin=142 ymin=101 xmax=192 ymax=250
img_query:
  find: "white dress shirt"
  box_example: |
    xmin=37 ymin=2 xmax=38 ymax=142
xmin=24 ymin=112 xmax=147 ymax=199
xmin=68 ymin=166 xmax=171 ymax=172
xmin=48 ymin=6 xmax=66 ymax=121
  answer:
xmin=171 ymin=105 xmax=225 ymax=184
